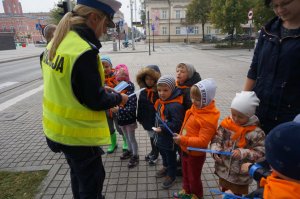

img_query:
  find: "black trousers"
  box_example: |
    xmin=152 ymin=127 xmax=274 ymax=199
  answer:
xmin=46 ymin=138 xmax=105 ymax=199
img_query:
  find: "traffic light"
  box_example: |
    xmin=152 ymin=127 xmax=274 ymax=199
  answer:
xmin=58 ymin=1 xmax=69 ymax=16
xmin=116 ymin=22 xmax=120 ymax=33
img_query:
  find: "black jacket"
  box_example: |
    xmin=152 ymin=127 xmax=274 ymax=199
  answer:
xmin=136 ymin=66 xmax=161 ymax=130
xmin=177 ymin=72 xmax=201 ymax=110
xmin=247 ymin=17 xmax=300 ymax=133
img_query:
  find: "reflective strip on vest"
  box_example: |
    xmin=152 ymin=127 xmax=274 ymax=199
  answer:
xmin=42 ymin=31 xmax=110 ymax=146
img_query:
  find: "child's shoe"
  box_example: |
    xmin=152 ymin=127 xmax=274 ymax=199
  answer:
xmin=161 ymin=176 xmax=176 ymax=189
xmin=128 ymin=155 xmax=139 ymax=168
xmin=120 ymin=150 xmax=132 ymax=160
xmin=145 ymin=152 xmax=153 ymax=161
xmin=148 ymin=155 xmax=158 ymax=166
xmin=155 ymin=167 xmax=167 ymax=178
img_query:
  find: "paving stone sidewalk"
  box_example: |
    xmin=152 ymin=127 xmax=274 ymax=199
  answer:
xmin=0 ymin=43 xmax=257 ymax=199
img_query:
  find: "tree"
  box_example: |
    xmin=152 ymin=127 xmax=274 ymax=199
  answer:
xmin=210 ymin=0 xmax=251 ymax=36
xmin=186 ymin=0 xmax=211 ymax=41
xmin=250 ymin=0 xmax=275 ymax=29
xmin=49 ymin=0 xmax=75 ymax=25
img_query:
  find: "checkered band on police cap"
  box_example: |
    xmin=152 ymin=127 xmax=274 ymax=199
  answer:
xmin=157 ymin=75 xmax=176 ymax=91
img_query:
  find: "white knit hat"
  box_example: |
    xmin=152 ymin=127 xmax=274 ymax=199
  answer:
xmin=230 ymin=91 xmax=260 ymax=117
xmin=194 ymin=78 xmax=217 ymax=107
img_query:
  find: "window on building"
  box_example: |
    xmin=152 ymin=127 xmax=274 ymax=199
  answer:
xmin=10 ymin=26 xmax=14 ymax=32
xmin=162 ymin=27 xmax=167 ymax=35
xmin=2 ymin=26 xmax=5 ymax=31
xmin=162 ymin=10 xmax=167 ymax=19
xmin=176 ymin=27 xmax=180 ymax=35
xmin=207 ymin=26 xmax=211 ymax=34
xmin=175 ymin=10 xmax=180 ymax=19
xmin=194 ymin=26 xmax=199 ymax=34
xmin=215 ymin=29 xmax=220 ymax=34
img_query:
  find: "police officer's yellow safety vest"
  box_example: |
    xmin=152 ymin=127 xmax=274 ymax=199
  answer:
xmin=41 ymin=31 xmax=110 ymax=146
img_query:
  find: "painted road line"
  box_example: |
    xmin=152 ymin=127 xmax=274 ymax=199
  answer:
xmin=0 ymin=82 xmax=18 ymax=90
xmin=0 ymin=85 xmax=43 ymax=112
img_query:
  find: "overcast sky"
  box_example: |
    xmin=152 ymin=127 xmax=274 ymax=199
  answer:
xmin=0 ymin=0 xmax=140 ymax=25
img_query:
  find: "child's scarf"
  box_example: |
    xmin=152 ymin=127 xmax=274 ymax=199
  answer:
xmin=176 ymin=81 xmax=189 ymax=89
xmin=183 ymin=101 xmax=219 ymax=129
xmin=221 ymin=117 xmax=256 ymax=148
xmin=260 ymin=172 xmax=300 ymax=199
xmin=145 ymin=88 xmax=154 ymax=103
xmin=154 ymin=95 xmax=183 ymax=120
xmin=105 ymin=70 xmax=118 ymax=88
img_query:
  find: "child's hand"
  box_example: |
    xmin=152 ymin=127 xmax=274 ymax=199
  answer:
xmin=152 ymin=127 xmax=162 ymax=133
xmin=173 ymin=133 xmax=181 ymax=145
xmin=241 ymin=162 xmax=252 ymax=173
xmin=111 ymin=106 xmax=119 ymax=113
xmin=212 ymin=154 xmax=222 ymax=163
xmin=232 ymin=149 xmax=241 ymax=159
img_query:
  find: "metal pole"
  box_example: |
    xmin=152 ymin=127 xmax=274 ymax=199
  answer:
xmin=249 ymin=22 xmax=251 ymax=51
xmin=147 ymin=10 xmax=151 ymax=55
xmin=152 ymin=29 xmax=155 ymax=51
xmin=130 ymin=0 xmax=135 ymax=50
xmin=168 ymin=0 xmax=171 ymax=43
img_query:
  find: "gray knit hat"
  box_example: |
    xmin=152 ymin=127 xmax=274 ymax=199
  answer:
xmin=178 ymin=63 xmax=196 ymax=79
xmin=157 ymin=75 xmax=176 ymax=92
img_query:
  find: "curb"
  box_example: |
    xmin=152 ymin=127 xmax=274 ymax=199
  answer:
xmin=34 ymin=164 xmax=62 ymax=199
xmin=0 ymin=55 xmax=40 ymax=64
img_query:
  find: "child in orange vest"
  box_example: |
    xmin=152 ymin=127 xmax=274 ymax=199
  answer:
xmin=101 ymin=55 xmax=127 ymax=153
xmin=245 ymin=115 xmax=300 ymax=199
xmin=211 ymin=91 xmax=265 ymax=196
xmin=173 ymin=78 xmax=220 ymax=199
xmin=153 ymin=75 xmax=185 ymax=189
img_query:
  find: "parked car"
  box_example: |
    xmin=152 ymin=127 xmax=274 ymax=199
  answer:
xmin=220 ymin=34 xmax=243 ymax=42
xmin=203 ymin=34 xmax=218 ymax=42
xmin=134 ymin=37 xmax=141 ymax=42
xmin=240 ymin=34 xmax=255 ymax=41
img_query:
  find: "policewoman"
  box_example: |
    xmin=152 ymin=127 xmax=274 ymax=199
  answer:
xmin=41 ymin=0 xmax=127 ymax=198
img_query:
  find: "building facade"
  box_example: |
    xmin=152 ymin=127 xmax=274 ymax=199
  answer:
xmin=144 ymin=0 xmax=221 ymax=43
xmin=0 ymin=0 xmax=50 ymax=43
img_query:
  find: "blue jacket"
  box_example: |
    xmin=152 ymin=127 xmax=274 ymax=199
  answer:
xmin=154 ymin=88 xmax=185 ymax=151
xmin=117 ymin=81 xmax=137 ymax=126
xmin=247 ymin=17 xmax=300 ymax=132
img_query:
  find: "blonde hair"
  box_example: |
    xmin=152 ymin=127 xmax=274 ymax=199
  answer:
xmin=48 ymin=5 xmax=106 ymax=60
xmin=176 ymin=63 xmax=187 ymax=70
xmin=190 ymin=85 xmax=201 ymax=99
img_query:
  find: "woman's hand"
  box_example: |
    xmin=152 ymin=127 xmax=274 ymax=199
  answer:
xmin=241 ymin=162 xmax=252 ymax=173
xmin=152 ymin=127 xmax=162 ymax=133
xmin=173 ymin=133 xmax=181 ymax=145
xmin=111 ymin=106 xmax=119 ymax=113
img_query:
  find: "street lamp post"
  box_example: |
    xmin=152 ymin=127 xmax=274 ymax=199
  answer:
xmin=130 ymin=0 xmax=135 ymax=50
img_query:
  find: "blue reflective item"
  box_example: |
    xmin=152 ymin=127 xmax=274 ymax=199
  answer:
xmin=128 ymin=88 xmax=145 ymax=97
xmin=114 ymin=81 xmax=129 ymax=92
xmin=249 ymin=163 xmax=262 ymax=178
xmin=187 ymin=147 xmax=232 ymax=156
xmin=210 ymin=189 xmax=260 ymax=199
xmin=155 ymin=113 xmax=174 ymax=136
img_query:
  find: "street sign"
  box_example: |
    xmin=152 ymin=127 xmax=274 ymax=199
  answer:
xmin=132 ymin=22 xmax=142 ymax=26
xmin=248 ymin=10 xmax=253 ymax=20
xmin=151 ymin=24 xmax=155 ymax=31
